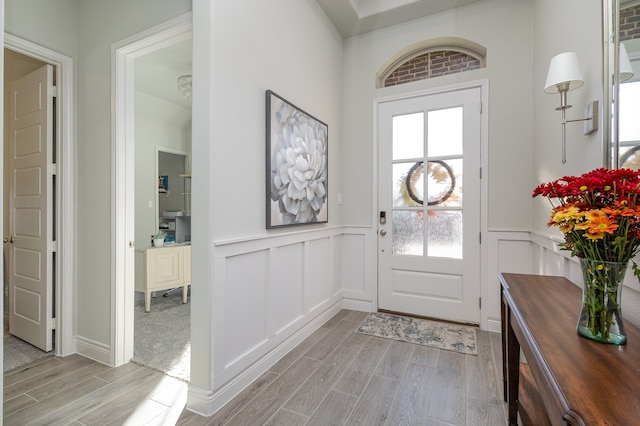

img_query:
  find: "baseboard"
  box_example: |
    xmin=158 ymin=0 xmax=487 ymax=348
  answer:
xmin=186 ymin=300 xmax=343 ymax=417
xmin=75 ymin=336 xmax=112 ymax=365
xmin=342 ymin=298 xmax=374 ymax=312
xmin=487 ymin=318 xmax=502 ymax=334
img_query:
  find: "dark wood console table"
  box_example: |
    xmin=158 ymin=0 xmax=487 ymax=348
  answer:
xmin=500 ymin=273 xmax=640 ymax=425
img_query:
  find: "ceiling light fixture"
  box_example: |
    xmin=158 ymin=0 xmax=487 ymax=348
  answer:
xmin=177 ymin=74 xmax=192 ymax=102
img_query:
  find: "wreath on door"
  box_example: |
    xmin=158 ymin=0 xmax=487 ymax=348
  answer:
xmin=399 ymin=160 xmax=456 ymax=207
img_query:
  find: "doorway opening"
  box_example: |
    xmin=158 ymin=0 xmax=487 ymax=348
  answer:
xmin=112 ymin=14 xmax=192 ymax=377
xmin=2 ymin=35 xmax=75 ymax=371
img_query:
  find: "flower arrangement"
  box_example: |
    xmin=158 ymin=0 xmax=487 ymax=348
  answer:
xmin=533 ymin=167 xmax=640 ymax=344
xmin=532 ymin=168 xmax=640 ymax=267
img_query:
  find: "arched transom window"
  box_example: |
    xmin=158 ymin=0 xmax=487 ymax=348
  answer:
xmin=378 ymin=39 xmax=486 ymax=89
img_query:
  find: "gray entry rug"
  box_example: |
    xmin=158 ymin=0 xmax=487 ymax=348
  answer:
xmin=132 ymin=289 xmax=190 ymax=382
xmin=356 ymin=312 xmax=477 ymax=355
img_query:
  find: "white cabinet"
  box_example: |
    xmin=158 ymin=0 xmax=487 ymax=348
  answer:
xmin=135 ymin=245 xmax=191 ymax=312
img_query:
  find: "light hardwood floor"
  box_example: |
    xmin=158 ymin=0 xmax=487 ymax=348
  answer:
xmin=4 ymin=310 xmax=507 ymax=425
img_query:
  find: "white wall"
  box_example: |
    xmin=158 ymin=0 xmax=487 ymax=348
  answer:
xmin=205 ymin=1 xmax=343 ymax=240
xmin=74 ymin=0 xmax=191 ymax=348
xmin=134 ymin=90 xmax=190 ymax=247
xmin=188 ymin=0 xmax=344 ymax=415
xmin=5 ymin=0 xmax=78 ymax=59
xmin=341 ymin=0 xmax=535 ymax=330
xmin=342 ymin=0 xmax=534 ymax=230
xmin=531 ymin=0 xmax=640 ymax=329
xmin=532 ymin=0 xmax=604 ymax=234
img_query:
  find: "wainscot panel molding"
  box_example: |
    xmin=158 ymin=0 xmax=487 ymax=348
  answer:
xmin=484 ymin=230 xmax=533 ymax=332
xmin=530 ymin=230 xmax=581 ymax=282
xmin=529 ymin=229 xmax=640 ymax=331
xmin=188 ymin=226 xmax=374 ymax=416
xmin=342 ymin=226 xmax=377 ymax=311
xmin=187 ymin=302 xmax=342 ymax=417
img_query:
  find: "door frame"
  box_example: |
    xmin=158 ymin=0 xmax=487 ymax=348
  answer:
xmin=4 ymin=34 xmax=75 ymax=356
xmin=111 ymin=13 xmax=192 ymax=366
xmin=373 ymin=79 xmax=489 ymax=322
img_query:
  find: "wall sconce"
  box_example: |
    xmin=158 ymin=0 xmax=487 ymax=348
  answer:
xmin=544 ymin=52 xmax=598 ymax=164
xmin=619 ymin=42 xmax=634 ymax=83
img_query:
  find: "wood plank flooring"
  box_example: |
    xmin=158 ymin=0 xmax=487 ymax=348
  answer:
xmin=4 ymin=310 xmax=507 ymax=425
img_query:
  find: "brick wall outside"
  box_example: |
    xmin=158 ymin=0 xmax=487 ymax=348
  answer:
xmin=621 ymin=4 xmax=640 ymax=41
xmin=384 ymin=50 xmax=482 ymax=88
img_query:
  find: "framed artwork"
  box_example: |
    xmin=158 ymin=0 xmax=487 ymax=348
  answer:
xmin=266 ymin=90 xmax=328 ymax=228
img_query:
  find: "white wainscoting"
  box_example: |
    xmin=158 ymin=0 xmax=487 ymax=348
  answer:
xmin=194 ymin=225 xmax=373 ymax=415
xmin=341 ymin=226 xmax=377 ymax=311
xmin=529 ymin=230 xmax=640 ymax=329
xmin=484 ymin=230 xmax=533 ymax=332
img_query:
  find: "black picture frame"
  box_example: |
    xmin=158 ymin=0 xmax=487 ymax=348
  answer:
xmin=266 ymin=90 xmax=328 ymax=229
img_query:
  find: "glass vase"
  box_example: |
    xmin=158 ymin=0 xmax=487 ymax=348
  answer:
xmin=577 ymin=258 xmax=627 ymax=345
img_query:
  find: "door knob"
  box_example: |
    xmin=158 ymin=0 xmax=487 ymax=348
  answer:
xmin=3 ymin=236 xmax=14 ymax=243
xmin=380 ymin=229 xmax=387 ymax=236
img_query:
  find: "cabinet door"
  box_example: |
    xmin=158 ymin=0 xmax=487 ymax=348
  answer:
xmin=147 ymin=247 xmax=183 ymax=290
xmin=184 ymin=246 xmax=191 ymax=284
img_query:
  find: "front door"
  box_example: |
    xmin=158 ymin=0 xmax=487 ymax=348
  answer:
xmin=378 ymin=87 xmax=481 ymax=324
xmin=7 ymin=64 xmax=54 ymax=351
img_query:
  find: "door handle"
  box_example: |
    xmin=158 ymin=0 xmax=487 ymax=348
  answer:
xmin=380 ymin=229 xmax=387 ymax=236
xmin=3 ymin=236 xmax=14 ymax=243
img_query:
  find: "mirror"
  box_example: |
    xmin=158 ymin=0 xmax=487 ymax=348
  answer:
xmin=606 ymin=0 xmax=640 ymax=169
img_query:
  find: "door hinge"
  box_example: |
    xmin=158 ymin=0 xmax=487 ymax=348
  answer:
xmin=49 ymin=241 xmax=58 ymax=252
xmin=479 ymin=167 xmax=482 ymax=179
xmin=479 ymin=297 xmax=482 ymax=309
xmin=49 ymin=317 xmax=56 ymax=329
xmin=479 ymin=232 xmax=482 ymax=244
xmin=48 ymin=164 xmax=58 ymax=176
xmin=51 ymin=86 xmax=58 ymax=98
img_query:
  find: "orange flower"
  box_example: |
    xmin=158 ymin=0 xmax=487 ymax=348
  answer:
xmin=587 ymin=215 xmax=619 ymax=235
xmin=585 ymin=209 xmax=607 ymax=221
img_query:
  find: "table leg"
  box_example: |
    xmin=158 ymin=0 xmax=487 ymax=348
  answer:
xmin=506 ymin=311 xmax=520 ymax=426
xmin=501 ymin=287 xmax=508 ymax=402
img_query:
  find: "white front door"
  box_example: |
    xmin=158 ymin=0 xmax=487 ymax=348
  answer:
xmin=7 ymin=64 xmax=54 ymax=351
xmin=378 ymin=87 xmax=482 ymax=324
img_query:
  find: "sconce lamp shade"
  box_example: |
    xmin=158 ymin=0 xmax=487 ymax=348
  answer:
xmin=620 ymin=43 xmax=634 ymax=83
xmin=544 ymin=52 xmax=584 ymax=93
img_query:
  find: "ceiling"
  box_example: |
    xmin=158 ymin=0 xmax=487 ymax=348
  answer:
xmin=134 ymin=37 xmax=192 ymax=109
xmin=132 ymin=0 xmax=483 ymax=106
xmin=316 ymin=0 xmax=485 ymax=37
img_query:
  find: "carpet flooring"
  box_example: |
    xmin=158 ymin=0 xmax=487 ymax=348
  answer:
xmin=3 ymin=326 xmax=52 ymax=371
xmin=356 ymin=312 xmax=478 ymax=355
xmin=132 ymin=289 xmax=190 ymax=382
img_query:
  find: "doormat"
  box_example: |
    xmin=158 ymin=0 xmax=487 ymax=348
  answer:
xmin=356 ymin=312 xmax=477 ymax=355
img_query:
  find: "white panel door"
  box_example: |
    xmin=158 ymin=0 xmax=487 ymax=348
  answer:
xmin=8 ymin=65 xmax=54 ymax=351
xmin=378 ymin=87 xmax=481 ymax=324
